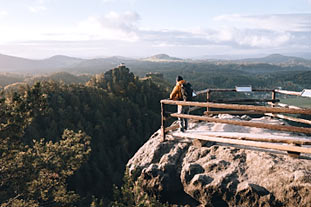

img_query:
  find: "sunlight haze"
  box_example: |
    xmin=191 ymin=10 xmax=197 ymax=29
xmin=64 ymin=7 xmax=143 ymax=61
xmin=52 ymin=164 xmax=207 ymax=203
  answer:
xmin=0 ymin=0 xmax=310 ymax=59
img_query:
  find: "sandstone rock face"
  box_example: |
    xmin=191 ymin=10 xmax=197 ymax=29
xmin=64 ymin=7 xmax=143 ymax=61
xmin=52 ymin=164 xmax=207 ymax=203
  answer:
xmin=127 ymin=116 xmax=311 ymax=207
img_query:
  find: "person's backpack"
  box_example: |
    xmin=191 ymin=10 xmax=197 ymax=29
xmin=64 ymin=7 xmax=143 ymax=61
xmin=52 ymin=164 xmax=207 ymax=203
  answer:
xmin=181 ymin=82 xmax=193 ymax=101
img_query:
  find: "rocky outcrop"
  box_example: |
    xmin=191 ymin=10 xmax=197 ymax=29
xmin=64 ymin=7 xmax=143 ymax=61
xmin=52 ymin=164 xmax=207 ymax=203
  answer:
xmin=127 ymin=116 xmax=311 ymax=207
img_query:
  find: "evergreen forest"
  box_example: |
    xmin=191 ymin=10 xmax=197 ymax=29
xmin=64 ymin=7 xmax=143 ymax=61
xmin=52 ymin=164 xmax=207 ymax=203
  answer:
xmin=0 ymin=66 xmax=168 ymax=206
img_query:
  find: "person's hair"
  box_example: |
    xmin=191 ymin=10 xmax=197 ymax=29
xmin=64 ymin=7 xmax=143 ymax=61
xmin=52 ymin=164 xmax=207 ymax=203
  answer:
xmin=176 ymin=76 xmax=183 ymax=82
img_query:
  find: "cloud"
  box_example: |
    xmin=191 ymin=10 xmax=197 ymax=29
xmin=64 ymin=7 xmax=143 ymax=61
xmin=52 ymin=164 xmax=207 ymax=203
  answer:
xmin=101 ymin=11 xmax=140 ymax=32
xmin=101 ymin=0 xmax=138 ymax=4
xmin=202 ymin=13 xmax=310 ymax=49
xmin=28 ymin=6 xmax=47 ymax=13
xmin=1 ymin=11 xmax=310 ymax=58
xmin=214 ymin=14 xmax=311 ymax=32
xmin=136 ymin=27 xmax=291 ymax=50
xmin=0 ymin=11 xmax=141 ymax=44
xmin=102 ymin=0 xmax=116 ymax=3
xmin=75 ymin=11 xmax=140 ymax=41
xmin=28 ymin=0 xmax=51 ymax=13
xmin=71 ymin=12 xmax=309 ymax=52
xmin=0 ymin=10 xmax=8 ymax=16
xmin=139 ymin=13 xmax=310 ymax=50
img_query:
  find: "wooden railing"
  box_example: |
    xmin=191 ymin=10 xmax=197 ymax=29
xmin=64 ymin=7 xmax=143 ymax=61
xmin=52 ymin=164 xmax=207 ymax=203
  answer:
xmin=160 ymin=88 xmax=311 ymax=157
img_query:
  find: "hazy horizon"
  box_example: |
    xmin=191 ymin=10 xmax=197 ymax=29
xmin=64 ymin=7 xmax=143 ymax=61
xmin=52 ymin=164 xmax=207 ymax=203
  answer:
xmin=1 ymin=51 xmax=311 ymax=61
xmin=0 ymin=0 xmax=310 ymax=59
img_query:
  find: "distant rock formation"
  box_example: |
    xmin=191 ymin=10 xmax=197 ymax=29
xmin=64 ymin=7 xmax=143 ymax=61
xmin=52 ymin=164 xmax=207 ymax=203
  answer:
xmin=143 ymin=54 xmax=184 ymax=62
xmin=127 ymin=115 xmax=311 ymax=207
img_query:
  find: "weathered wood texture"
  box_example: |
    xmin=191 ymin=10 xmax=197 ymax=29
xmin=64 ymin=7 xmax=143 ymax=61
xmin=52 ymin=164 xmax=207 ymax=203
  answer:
xmin=205 ymin=110 xmax=264 ymax=115
xmin=173 ymin=133 xmax=311 ymax=154
xmin=265 ymin=113 xmax=311 ymax=125
xmin=195 ymin=88 xmax=274 ymax=95
xmin=211 ymin=99 xmax=279 ymax=103
xmin=275 ymin=89 xmax=301 ymax=96
xmin=192 ymin=131 xmax=311 ymax=145
xmin=170 ymin=113 xmax=311 ymax=134
xmin=161 ymin=100 xmax=311 ymax=115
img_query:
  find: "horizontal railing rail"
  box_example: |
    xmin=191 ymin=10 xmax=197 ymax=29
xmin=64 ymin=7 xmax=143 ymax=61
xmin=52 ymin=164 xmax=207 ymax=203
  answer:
xmin=160 ymin=88 xmax=311 ymax=157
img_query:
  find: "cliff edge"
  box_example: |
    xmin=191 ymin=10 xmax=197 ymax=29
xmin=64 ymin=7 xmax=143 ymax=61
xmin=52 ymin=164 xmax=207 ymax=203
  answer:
xmin=127 ymin=115 xmax=311 ymax=207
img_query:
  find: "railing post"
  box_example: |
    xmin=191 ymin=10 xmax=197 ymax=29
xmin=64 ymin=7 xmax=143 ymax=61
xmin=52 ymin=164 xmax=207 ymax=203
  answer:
xmin=271 ymin=90 xmax=276 ymax=107
xmin=161 ymin=102 xmax=166 ymax=141
xmin=206 ymin=89 xmax=211 ymax=113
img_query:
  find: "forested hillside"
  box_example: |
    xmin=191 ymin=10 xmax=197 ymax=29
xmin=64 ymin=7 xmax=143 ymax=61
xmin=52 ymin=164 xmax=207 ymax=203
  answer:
xmin=1 ymin=66 xmax=168 ymax=206
xmin=129 ymin=62 xmax=311 ymax=91
xmin=0 ymin=83 xmax=92 ymax=207
xmin=2 ymin=57 xmax=311 ymax=93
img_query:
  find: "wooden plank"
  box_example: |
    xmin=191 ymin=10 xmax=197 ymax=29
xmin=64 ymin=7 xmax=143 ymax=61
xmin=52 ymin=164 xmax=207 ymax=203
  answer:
xmin=272 ymin=90 xmax=276 ymax=101
xmin=275 ymin=89 xmax=301 ymax=96
xmin=212 ymin=99 xmax=279 ymax=103
xmin=195 ymin=88 xmax=274 ymax=95
xmin=161 ymin=99 xmax=311 ymax=115
xmin=170 ymin=113 xmax=311 ymax=134
xmin=206 ymin=89 xmax=211 ymax=112
xmin=173 ymin=133 xmax=311 ymax=154
xmin=193 ymin=131 xmax=311 ymax=145
xmin=204 ymin=110 xmax=264 ymax=115
xmin=265 ymin=113 xmax=311 ymax=125
xmin=195 ymin=89 xmax=209 ymax=95
xmin=207 ymin=89 xmax=274 ymax=92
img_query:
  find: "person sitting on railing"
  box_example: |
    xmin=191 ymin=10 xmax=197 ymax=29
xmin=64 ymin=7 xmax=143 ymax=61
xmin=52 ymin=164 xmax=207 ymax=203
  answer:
xmin=170 ymin=75 xmax=190 ymax=132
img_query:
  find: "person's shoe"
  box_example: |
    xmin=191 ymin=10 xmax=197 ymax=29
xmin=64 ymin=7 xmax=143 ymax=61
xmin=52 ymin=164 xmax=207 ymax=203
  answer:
xmin=179 ymin=128 xmax=185 ymax=132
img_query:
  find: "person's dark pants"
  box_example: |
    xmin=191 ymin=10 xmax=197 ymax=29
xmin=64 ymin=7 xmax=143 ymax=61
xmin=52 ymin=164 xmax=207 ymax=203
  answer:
xmin=178 ymin=105 xmax=189 ymax=131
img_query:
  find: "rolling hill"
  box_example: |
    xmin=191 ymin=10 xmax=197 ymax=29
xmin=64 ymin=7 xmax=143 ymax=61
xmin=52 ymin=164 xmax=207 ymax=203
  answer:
xmin=235 ymin=54 xmax=311 ymax=65
xmin=0 ymin=54 xmax=83 ymax=73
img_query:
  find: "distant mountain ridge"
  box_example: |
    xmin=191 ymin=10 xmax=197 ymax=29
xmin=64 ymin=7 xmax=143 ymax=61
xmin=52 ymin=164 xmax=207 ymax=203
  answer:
xmin=0 ymin=53 xmax=311 ymax=74
xmin=234 ymin=54 xmax=311 ymax=65
xmin=0 ymin=53 xmax=84 ymax=73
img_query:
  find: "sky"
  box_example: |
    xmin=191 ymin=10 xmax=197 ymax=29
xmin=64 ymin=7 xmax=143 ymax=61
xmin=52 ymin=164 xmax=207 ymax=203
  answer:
xmin=0 ymin=0 xmax=310 ymax=59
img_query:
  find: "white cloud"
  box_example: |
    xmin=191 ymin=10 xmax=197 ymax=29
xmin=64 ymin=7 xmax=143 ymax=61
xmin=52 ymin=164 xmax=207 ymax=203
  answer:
xmin=102 ymin=0 xmax=116 ymax=3
xmin=0 ymin=10 xmax=8 ymax=16
xmin=0 ymin=11 xmax=141 ymax=44
xmin=101 ymin=0 xmax=138 ymax=4
xmin=74 ymin=11 xmax=140 ymax=41
xmin=200 ymin=13 xmax=311 ymax=49
xmin=233 ymin=30 xmax=291 ymax=48
xmin=1 ymin=11 xmax=309 ymax=58
xmin=28 ymin=0 xmax=51 ymax=13
xmin=101 ymin=11 xmax=140 ymax=32
xmin=214 ymin=14 xmax=311 ymax=32
xmin=28 ymin=6 xmax=47 ymax=13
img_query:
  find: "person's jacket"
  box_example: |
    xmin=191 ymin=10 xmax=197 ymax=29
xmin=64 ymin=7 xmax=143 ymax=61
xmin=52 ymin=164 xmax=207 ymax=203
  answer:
xmin=170 ymin=80 xmax=186 ymax=100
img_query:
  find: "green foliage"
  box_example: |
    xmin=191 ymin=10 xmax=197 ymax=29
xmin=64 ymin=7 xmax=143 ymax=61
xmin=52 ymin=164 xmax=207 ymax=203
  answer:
xmin=110 ymin=169 xmax=169 ymax=207
xmin=0 ymin=130 xmax=91 ymax=207
xmin=130 ymin=61 xmax=311 ymax=91
xmin=0 ymin=83 xmax=91 ymax=207
xmin=0 ymin=82 xmax=46 ymax=140
xmin=17 ymin=66 xmax=168 ymax=205
xmin=29 ymin=72 xmax=91 ymax=85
